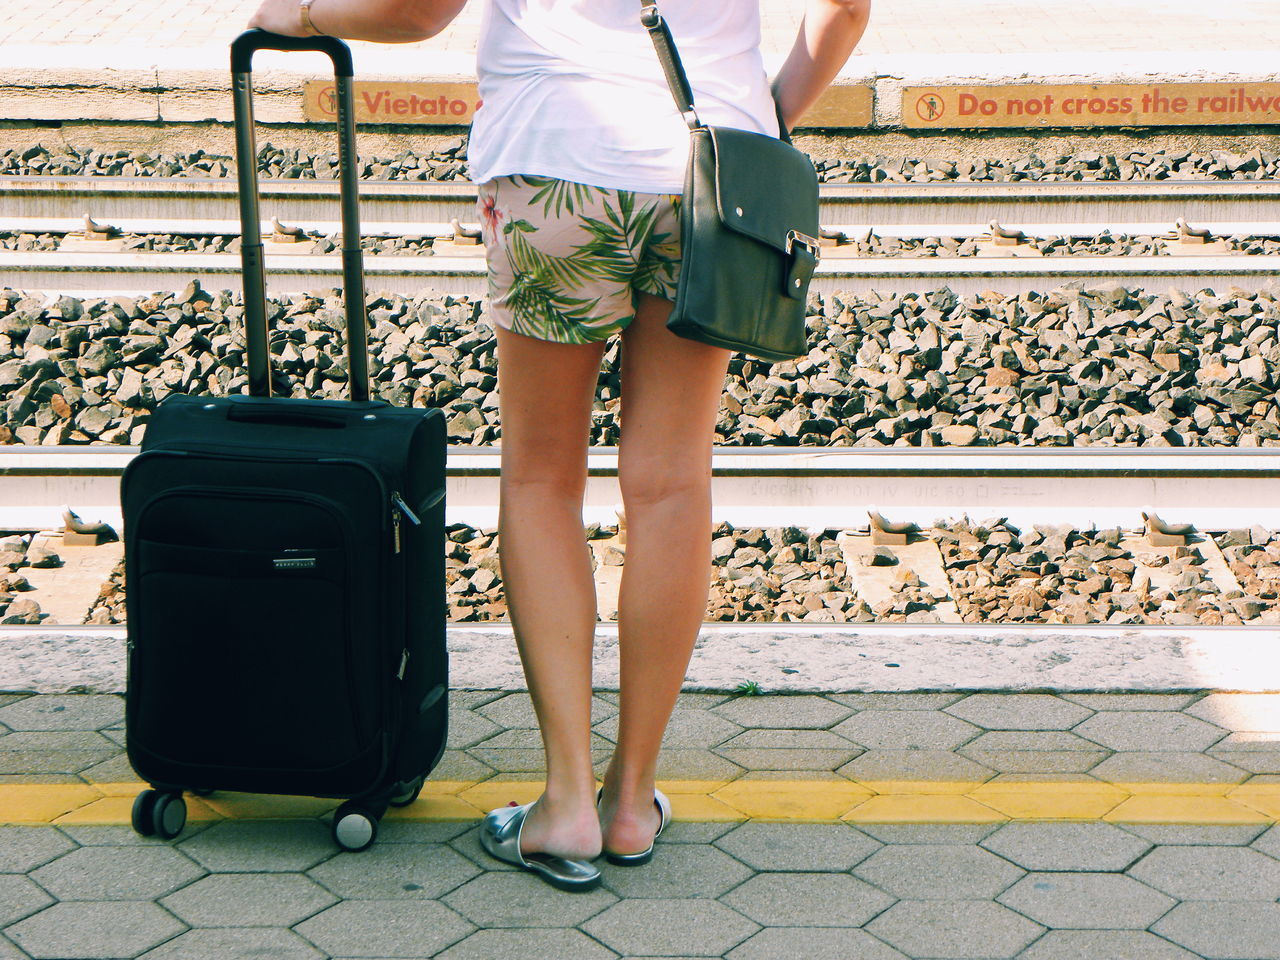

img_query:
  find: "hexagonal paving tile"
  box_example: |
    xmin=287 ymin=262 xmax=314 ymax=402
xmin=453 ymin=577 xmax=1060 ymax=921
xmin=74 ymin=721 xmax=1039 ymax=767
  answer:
xmin=159 ymin=873 xmax=336 ymax=927
xmin=853 ymin=844 xmax=1024 ymax=900
xmin=447 ymin=709 xmax=504 ymax=750
xmin=838 ymin=748 xmax=995 ymax=784
xmin=719 ymin=872 xmax=894 ymax=927
xmin=1184 ymin=693 xmax=1280 ymax=732
xmin=594 ymin=707 xmax=744 ymax=748
xmin=1059 ymin=693 xmax=1200 ymax=712
xmin=997 ymin=872 xmax=1175 ymax=929
xmin=0 ymin=731 xmax=120 ymax=775
xmin=0 ymin=875 xmax=53 ymax=926
xmin=30 ymin=846 xmax=204 ymax=901
xmin=307 ymin=842 xmax=480 ymax=899
xmin=442 ymin=871 xmax=617 ymax=927
xmin=981 ymin=821 xmax=1151 ymax=871
xmin=295 ymin=900 xmax=475 ymax=958
xmin=714 ymin=821 xmax=880 ymax=872
xmin=178 ymin=820 xmax=336 ymax=873
xmin=0 ymin=695 xmax=124 ymax=731
xmin=1127 ymin=845 xmax=1280 ymax=900
xmin=865 ymin=900 xmax=1043 ymax=959
xmin=1123 ymin=822 xmax=1270 ymax=847
xmin=1087 ymin=751 xmax=1250 ymax=785
xmin=0 ymin=826 xmax=76 ymax=873
xmin=827 ymin=693 xmax=965 ymax=710
xmin=726 ymin=927 xmax=910 ymax=960
xmin=1074 ymin=711 xmax=1229 ymax=752
xmin=1151 ymin=901 xmax=1280 ymax=959
xmin=1252 ymin=823 xmax=1280 ymax=860
xmin=1018 ymin=929 xmax=1200 ymax=959
xmin=711 ymin=695 xmax=853 ymax=730
xmin=467 ymin=729 xmax=612 ymax=773
xmin=957 ymin=730 xmax=1109 ymax=774
xmin=832 ymin=710 xmax=982 ymax=751
xmin=582 ymin=898 xmax=759 ymax=957
xmin=138 ymin=929 xmax=323 ymax=959
xmin=714 ymin=729 xmax=860 ymax=771
xmin=7 ymin=902 xmax=187 ymax=960
xmin=599 ymin=843 xmax=752 ymax=900
xmin=434 ymin=928 xmax=619 ymax=960
xmin=944 ymin=693 xmax=1093 ymax=731
xmin=475 ymin=692 xmax=616 ymax=728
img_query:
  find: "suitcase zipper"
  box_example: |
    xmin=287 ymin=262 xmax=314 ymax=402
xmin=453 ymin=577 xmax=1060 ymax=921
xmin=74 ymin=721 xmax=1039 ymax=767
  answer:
xmin=390 ymin=491 xmax=421 ymax=554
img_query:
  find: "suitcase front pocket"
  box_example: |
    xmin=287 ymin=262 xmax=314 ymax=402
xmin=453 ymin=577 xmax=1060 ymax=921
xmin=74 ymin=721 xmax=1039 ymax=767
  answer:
xmin=129 ymin=487 xmax=377 ymax=784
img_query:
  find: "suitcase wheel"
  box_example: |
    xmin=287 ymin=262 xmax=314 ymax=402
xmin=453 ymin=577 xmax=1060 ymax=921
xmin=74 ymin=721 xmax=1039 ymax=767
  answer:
xmin=132 ymin=789 xmax=186 ymax=840
xmin=389 ymin=776 xmax=425 ymax=808
xmin=332 ymin=802 xmax=379 ymax=852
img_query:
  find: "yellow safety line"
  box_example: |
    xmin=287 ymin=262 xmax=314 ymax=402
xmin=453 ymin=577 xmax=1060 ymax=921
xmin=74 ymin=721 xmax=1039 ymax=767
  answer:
xmin=2 ymin=779 xmax=1278 ymax=826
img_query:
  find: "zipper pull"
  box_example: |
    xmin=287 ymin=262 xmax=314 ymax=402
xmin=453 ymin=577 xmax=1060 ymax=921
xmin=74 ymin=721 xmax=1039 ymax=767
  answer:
xmin=397 ymin=649 xmax=410 ymax=680
xmin=392 ymin=505 xmax=401 ymax=553
xmin=392 ymin=491 xmax=421 ymax=526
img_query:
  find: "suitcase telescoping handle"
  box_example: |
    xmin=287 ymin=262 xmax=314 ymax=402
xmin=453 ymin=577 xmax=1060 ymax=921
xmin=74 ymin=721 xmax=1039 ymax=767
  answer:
xmin=230 ymin=29 xmax=371 ymax=402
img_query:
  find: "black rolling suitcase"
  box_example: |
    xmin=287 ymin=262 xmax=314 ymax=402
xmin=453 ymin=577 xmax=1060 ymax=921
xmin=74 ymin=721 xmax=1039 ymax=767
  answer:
xmin=121 ymin=30 xmax=448 ymax=852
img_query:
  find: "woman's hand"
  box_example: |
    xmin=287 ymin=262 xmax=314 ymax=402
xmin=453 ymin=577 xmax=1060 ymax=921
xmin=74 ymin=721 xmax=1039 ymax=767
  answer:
xmin=247 ymin=0 xmax=310 ymax=37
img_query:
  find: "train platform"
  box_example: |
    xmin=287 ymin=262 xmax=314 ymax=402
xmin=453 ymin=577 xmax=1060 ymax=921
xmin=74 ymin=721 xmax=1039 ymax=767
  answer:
xmin=2 ymin=0 xmax=1279 ymax=133
xmin=1 ymin=688 xmax=1279 ymax=959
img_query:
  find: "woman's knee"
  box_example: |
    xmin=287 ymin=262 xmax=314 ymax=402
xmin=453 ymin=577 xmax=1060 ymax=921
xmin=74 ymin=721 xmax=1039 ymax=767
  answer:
xmin=618 ymin=461 xmax=711 ymax=510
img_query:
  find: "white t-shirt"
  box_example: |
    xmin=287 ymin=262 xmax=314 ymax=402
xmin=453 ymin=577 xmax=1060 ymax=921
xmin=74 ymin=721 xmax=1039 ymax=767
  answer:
xmin=466 ymin=0 xmax=780 ymax=194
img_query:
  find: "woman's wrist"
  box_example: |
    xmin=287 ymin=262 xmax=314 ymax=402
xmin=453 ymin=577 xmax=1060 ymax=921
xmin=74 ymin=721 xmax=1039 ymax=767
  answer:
xmin=299 ymin=0 xmax=325 ymax=36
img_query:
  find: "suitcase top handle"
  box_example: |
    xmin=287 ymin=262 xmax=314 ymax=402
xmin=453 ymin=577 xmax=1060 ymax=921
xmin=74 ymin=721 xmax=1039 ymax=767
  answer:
xmin=231 ymin=28 xmax=354 ymax=77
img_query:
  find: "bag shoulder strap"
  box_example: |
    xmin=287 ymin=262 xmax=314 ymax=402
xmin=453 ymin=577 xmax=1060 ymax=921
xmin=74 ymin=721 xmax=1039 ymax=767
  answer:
xmin=639 ymin=2 xmax=792 ymax=142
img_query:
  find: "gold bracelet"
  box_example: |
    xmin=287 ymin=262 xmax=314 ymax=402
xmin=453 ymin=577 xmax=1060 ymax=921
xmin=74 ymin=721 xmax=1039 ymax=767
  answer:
xmin=299 ymin=0 xmax=324 ymax=36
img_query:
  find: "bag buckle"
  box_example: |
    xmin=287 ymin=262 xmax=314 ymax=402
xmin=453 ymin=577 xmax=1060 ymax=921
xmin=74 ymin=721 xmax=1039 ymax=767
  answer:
xmin=640 ymin=3 xmax=661 ymax=28
xmin=786 ymin=230 xmax=822 ymax=261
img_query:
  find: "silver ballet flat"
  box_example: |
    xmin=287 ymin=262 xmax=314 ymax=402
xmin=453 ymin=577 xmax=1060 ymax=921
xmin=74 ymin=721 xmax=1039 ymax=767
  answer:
xmin=479 ymin=801 xmax=602 ymax=891
xmin=596 ymin=786 xmax=672 ymax=866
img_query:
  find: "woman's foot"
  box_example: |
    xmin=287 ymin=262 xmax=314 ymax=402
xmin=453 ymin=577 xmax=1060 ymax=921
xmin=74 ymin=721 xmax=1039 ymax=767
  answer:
xmin=597 ymin=785 xmax=664 ymax=856
xmin=517 ymin=793 xmax=603 ymax=861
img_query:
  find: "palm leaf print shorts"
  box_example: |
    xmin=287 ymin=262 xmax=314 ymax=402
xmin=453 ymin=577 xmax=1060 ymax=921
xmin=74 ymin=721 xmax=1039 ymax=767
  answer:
xmin=476 ymin=174 xmax=683 ymax=344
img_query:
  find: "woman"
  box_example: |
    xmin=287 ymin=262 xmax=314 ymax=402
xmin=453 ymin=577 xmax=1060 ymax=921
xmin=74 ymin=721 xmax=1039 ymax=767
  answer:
xmin=248 ymin=0 xmax=870 ymax=891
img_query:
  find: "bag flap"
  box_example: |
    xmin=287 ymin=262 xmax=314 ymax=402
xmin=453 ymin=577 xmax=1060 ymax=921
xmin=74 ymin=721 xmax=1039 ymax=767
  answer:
xmin=710 ymin=126 xmax=820 ymax=253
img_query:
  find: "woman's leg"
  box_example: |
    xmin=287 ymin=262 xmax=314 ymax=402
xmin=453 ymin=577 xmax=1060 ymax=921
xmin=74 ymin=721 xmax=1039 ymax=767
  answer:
xmin=600 ymin=292 xmax=732 ymax=854
xmin=494 ymin=324 xmax=609 ymax=860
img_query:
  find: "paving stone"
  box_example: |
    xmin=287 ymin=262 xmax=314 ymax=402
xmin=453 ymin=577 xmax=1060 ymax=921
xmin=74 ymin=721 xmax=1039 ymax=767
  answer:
xmin=475 ymin=692 xmax=616 ymax=728
xmin=434 ymin=928 xmax=618 ymax=960
xmin=958 ymin=730 xmax=1110 ymax=774
xmin=981 ymin=821 xmax=1151 ymax=871
xmin=1087 ymin=751 xmax=1250 ymax=784
xmin=178 ymin=820 xmax=335 ymax=873
xmin=997 ymin=872 xmax=1175 ymax=929
xmin=0 ymin=933 xmax=31 ymax=960
xmin=441 ymin=871 xmax=617 ymax=926
xmin=446 ymin=709 xmax=504 ymax=750
xmin=30 ymin=845 xmax=204 ymax=901
xmin=0 ymin=731 xmax=118 ymax=774
xmin=1127 ymin=845 xmax=1280 ymax=900
xmin=0 ymin=826 xmax=76 ymax=872
xmin=853 ymin=843 xmax=1024 ymax=900
xmin=710 ymin=695 xmax=852 ymax=730
xmin=295 ymin=901 xmax=475 ymax=958
xmin=599 ymin=844 xmax=752 ymax=899
xmin=832 ymin=710 xmax=982 ymax=750
xmin=655 ymin=820 xmax=737 ymax=845
xmin=826 ymin=693 xmax=965 ymax=710
xmin=449 ymin=690 xmax=507 ymax=711
xmin=944 ymin=693 xmax=1093 ymax=731
xmin=1018 ymin=929 xmax=1201 ymax=959
xmin=714 ymin=822 xmax=880 ymax=872
xmin=854 ymin=822 xmax=1003 ymax=845
xmin=77 ymin=752 xmax=139 ymax=784
xmin=467 ymin=729 xmax=613 ymax=772
xmin=594 ymin=708 xmax=744 ymax=749
xmin=57 ymin=824 xmax=213 ymax=847
xmin=720 ymin=872 xmax=894 ymax=927
xmin=0 ymin=695 xmax=123 ymax=731
xmin=7 ymin=901 xmax=186 ymax=960
xmin=1122 ymin=822 xmax=1270 ymax=846
xmin=159 ymin=873 xmax=337 ymax=927
xmin=1204 ymin=748 xmax=1280 ymax=774
xmin=1184 ymin=693 xmax=1280 ymax=732
xmin=1151 ymin=901 xmax=1280 ymax=959
xmin=648 ymin=748 xmax=743 ymax=782
xmin=307 ymin=842 xmax=480 ymax=899
xmin=582 ymin=899 xmax=759 ymax=957
xmin=1058 ymin=693 xmax=1201 ymax=711
xmin=714 ymin=729 xmax=860 ymax=771
xmin=98 ymin=727 xmax=126 ymax=748
xmin=865 ymin=900 xmax=1044 ymax=959
xmin=424 ymin=748 xmax=495 ymax=781
xmin=137 ymin=929 xmax=323 ymax=960
xmin=1251 ymin=823 xmax=1280 ymax=860
xmin=0 ymin=876 xmax=53 ymax=926
xmin=1074 ymin=711 xmax=1229 ymax=752
xmin=375 ymin=820 xmax=473 ymax=844
xmin=725 ymin=927 xmax=910 ymax=960
xmin=838 ymin=748 xmax=995 ymax=784
xmin=0 ymin=696 xmax=28 ymax=708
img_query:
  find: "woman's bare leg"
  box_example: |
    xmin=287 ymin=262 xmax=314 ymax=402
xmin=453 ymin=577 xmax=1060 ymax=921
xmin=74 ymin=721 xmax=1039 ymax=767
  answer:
xmin=599 ymin=293 xmax=732 ymax=854
xmin=494 ymin=324 xmax=609 ymax=860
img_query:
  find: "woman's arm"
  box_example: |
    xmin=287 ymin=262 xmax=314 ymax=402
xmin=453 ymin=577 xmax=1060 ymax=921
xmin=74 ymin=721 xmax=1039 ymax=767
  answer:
xmin=246 ymin=0 xmax=467 ymax=43
xmin=772 ymin=0 xmax=871 ymax=132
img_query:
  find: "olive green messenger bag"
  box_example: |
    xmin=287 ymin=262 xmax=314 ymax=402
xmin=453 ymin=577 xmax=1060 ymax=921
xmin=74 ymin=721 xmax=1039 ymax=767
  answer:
xmin=639 ymin=1 xmax=821 ymax=362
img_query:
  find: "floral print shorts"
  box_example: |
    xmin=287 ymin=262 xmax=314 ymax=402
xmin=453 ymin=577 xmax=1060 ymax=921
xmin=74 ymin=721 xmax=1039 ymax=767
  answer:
xmin=476 ymin=174 xmax=682 ymax=345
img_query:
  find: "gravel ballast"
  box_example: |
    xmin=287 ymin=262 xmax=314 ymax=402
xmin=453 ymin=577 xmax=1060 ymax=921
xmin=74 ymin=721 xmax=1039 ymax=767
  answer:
xmin=2 ymin=283 xmax=1278 ymax=449
xmin=4 ymin=142 xmax=1280 ymax=183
